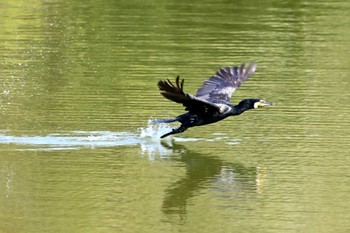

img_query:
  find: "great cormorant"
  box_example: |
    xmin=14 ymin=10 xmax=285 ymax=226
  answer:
xmin=154 ymin=63 xmax=274 ymax=138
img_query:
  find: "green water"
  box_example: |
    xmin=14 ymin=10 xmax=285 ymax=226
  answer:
xmin=1 ymin=0 xmax=350 ymax=232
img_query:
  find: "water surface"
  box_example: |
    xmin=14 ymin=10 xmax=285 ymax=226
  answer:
xmin=1 ymin=0 xmax=350 ymax=233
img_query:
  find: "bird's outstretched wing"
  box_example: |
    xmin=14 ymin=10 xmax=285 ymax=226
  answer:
xmin=195 ymin=63 xmax=257 ymax=103
xmin=158 ymin=76 xmax=221 ymax=114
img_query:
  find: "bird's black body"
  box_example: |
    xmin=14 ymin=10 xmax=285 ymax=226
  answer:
xmin=154 ymin=63 xmax=273 ymax=138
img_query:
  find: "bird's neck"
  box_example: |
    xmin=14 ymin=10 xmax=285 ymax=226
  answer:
xmin=231 ymin=105 xmax=250 ymax=116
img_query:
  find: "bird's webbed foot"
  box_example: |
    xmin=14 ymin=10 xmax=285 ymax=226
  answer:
xmin=160 ymin=125 xmax=188 ymax=138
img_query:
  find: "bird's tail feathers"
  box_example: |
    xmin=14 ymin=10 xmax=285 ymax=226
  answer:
xmin=151 ymin=118 xmax=178 ymax=123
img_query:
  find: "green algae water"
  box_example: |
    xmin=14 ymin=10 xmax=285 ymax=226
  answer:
xmin=1 ymin=0 xmax=350 ymax=232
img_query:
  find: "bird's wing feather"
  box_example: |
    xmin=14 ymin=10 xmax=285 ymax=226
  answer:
xmin=195 ymin=63 xmax=257 ymax=102
xmin=158 ymin=76 xmax=222 ymax=114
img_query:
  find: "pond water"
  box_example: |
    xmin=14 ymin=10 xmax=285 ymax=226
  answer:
xmin=1 ymin=0 xmax=350 ymax=232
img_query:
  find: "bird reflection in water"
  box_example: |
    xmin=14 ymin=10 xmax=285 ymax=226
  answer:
xmin=159 ymin=141 xmax=266 ymax=223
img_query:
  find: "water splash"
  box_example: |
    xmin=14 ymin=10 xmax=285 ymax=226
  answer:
xmin=0 ymin=120 xmax=239 ymax=156
xmin=140 ymin=120 xmax=173 ymax=140
xmin=139 ymin=120 xmax=174 ymax=159
xmin=0 ymin=120 xmax=177 ymax=158
xmin=0 ymin=131 xmax=139 ymax=149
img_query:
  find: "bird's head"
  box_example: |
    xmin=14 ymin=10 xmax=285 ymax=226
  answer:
xmin=238 ymin=99 xmax=275 ymax=110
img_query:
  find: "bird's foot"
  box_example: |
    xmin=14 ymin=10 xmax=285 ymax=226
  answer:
xmin=160 ymin=125 xmax=188 ymax=138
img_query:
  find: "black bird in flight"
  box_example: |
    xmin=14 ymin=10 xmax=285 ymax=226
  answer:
xmin=154 ymin=63 xmax=274 ymax=138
